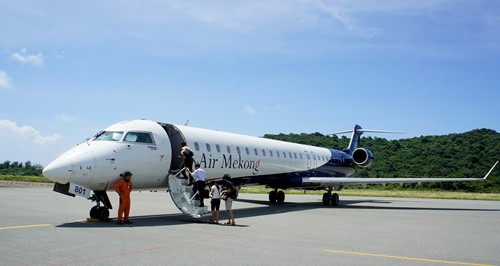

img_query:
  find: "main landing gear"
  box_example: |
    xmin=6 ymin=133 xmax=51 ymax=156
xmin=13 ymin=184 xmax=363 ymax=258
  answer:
xmin=88 ymin=191 xmax=112 ymax=221
xmin=322 ymin=186 xmax=340 ymax=206
xmin=268 ymin=188 xmax=285 ymax=204
xmin=267 ymin=186 xmax=341 ymax=206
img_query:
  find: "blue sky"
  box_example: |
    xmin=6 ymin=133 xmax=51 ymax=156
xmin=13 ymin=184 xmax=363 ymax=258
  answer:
xmin=1 ymin=1 xmax=499 ymax=167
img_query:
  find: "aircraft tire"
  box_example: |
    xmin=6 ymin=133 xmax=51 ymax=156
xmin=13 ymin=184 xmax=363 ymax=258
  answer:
xmin=98 ymin=207 xmax=110 ymax=220
xmin=331 ymin=193 xmax=339 ymax=206
xmin=269 ymin=190 xmax=277 ymax=203
xmin=322 ymin=193 xmax=331 ymax=205
xmin=90 ymin=206 xmax=110 ymax=220
xmin=277 ymin=191 xmax=285 ymax=204
xmin=90 ymin=206 xmax=100 ymax=219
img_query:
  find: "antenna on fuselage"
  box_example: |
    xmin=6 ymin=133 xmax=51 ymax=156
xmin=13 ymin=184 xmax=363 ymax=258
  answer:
xmin=184 ymin=120 xmax=190 ymax=126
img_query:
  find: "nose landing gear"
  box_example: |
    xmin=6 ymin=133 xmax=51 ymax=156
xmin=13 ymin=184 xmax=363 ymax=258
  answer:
xmin=88 ymin=191 xmax=112 ymax=221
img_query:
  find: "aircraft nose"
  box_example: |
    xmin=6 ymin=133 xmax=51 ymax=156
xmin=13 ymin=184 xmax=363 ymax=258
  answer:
xmin=43 ymin=155 xmax=74 ymax=184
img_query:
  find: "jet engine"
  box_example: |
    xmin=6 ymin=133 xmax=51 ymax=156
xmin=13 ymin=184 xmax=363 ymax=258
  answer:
xmin=352 ymin=148 xmax=373 ymax=167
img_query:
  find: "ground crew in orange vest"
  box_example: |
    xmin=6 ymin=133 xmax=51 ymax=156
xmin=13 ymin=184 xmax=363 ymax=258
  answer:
xmin=114 ymin=171 xmax=133 ymax=225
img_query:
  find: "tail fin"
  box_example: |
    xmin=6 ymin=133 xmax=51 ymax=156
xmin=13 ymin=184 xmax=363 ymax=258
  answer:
xmin=331 ymin=125 xmax=404 ymax=155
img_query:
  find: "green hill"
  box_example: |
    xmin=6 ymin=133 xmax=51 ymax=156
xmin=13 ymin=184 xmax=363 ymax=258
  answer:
xmin=263 ymin=128 xmax=500 ymax=193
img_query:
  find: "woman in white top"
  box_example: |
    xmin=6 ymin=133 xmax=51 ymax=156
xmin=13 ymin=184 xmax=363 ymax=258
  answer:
xmin=209 ymin=181 xmax=221 ymax=224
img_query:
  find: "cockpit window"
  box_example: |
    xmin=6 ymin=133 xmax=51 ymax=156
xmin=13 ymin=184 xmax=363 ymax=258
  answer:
xmin=94 ymin=131 xmax=123 ymax=141
xmin=124 ymin=132 xmax=154 ymax=144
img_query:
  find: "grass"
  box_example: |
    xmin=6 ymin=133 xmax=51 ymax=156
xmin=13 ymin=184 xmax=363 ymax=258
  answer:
xmin=0 ymin=175 xmax=53 ymax=183
xmin=2 ymin=175 xmax=498 ymax=201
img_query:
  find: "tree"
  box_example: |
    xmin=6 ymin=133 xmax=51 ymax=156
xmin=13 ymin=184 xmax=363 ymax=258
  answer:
xmin=264 ymin=128 xmax=500 ymax=192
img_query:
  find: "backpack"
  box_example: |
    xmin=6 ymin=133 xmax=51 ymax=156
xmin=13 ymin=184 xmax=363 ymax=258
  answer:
xmin=183 ymin=147 xmax=194 ymax=157
xmin=227 ymin=182 xmax=236 ymax=199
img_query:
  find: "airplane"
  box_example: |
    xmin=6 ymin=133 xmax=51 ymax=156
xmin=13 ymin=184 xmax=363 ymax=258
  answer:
xmin=42 ymin=119 xmax=498 ymax=220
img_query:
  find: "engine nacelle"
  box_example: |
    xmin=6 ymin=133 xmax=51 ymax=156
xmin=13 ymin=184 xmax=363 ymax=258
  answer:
xmin=352 ymin=148 xmax=374 ymax=168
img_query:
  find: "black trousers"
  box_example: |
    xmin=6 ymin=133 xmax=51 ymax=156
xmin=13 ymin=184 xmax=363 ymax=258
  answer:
xmin=184 ymin=157 xmax=194 ymax=172
xmin=180 ymin=157 xmax=194 ymax=179
xmin=195 ymin=180 xmax=206 ymax=206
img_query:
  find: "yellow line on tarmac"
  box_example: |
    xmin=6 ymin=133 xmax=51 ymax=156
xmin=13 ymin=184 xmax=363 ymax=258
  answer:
xmin=324 ymin=250 xmax=492 ymax=266
xmin=0 ymin=224 xmax=52 ymax=231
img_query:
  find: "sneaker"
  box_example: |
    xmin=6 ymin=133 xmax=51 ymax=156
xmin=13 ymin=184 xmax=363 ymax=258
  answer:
xmin=117 ymin=221 xmax=124 ymax=225
xmin=124 ymin=220 xmax=133 ymax=224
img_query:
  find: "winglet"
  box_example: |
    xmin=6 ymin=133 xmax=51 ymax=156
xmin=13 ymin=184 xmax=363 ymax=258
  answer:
xmin=483 ymin=161 xmax=499 ymax=179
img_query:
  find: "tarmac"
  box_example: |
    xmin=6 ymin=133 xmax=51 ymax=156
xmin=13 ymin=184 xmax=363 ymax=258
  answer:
xmin=1 ymin=186 xmax=499 ymax=266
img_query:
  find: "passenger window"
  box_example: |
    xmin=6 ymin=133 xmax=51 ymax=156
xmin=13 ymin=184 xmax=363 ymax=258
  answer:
xmin=216 ymin=144 xmax=221 ymax=153
xmin=94 ymin=131 xmax=123 ymax=141
xmin=236 ymin=146 xmax=241 ymax=154
xmin=269 ymin=150 xmax=273 ymax=157
xmin=294 ymin=153 xmax=297 ymax=159
xmin=283 ymin=151 xmax=287 ymax=158
xmin=254 ymin=148 xmax=258 ymax=156
xmin=289 ymin=152 xmax=292 ymax=158
xmin=262 ymin=149 xmax=266 ymax=156
xmin=300 ymin=153 xmax=303 ymax=159
xmin=226 ymin=145 xmax=231 ymax=153
xmin=194 ymin=142 xmax=200 ymax=151
xmin=206 ymin=143 xmax=211 ymax=152
xmin=276 ymin=151 xmax=280 ymax=158
xmin=123 ymin=132 xmax=153 ymax=144
xmin=245 ymin=147 xmax=250 ymax=155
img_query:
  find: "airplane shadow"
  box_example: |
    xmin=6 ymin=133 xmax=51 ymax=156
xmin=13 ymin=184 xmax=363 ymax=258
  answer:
xmin=56 ymin=213 xmax=205 ymax=228
xmin=56 ymin=197 xmax=498 ymax=228
xmin=235 ymin=198 xmax=499 ymax=217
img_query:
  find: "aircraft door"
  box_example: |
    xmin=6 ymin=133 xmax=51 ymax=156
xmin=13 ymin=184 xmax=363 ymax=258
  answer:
xmin=161 ymin=123 xmax=209 ymax=218
xmin=160 ymin=124 xmax=186 ymax=171
xmin=305 ymin=151 xmax=311 ymax=169
xmin=310 ymin=151 xmax=318 ymax=169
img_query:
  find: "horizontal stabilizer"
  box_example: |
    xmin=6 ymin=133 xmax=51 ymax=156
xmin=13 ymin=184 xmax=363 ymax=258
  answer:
xmin=330 ymin=129 xmax=405 ymax=135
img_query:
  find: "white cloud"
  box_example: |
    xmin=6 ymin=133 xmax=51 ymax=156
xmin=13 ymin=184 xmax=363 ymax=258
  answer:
xmin=9 ymin=48 xmax=44 ymax=67
xmin=0 ymin=0 xmax=467 ymax=57
xmin=313 ymin=1 xmax=382 ymax=38
xmin=164 ymin=1 xmax=390 ymax=38
xmin=0 ymin=70 xmax=12 ymax=89
xmin=244 ymin=105 xmax=256 ymax=115
xmin=56 ymin=113 xmax=79 ymax=122
xmin=52 ymin=49 xmax=66 ymax=59
xmin=0 ymin=119 xmax=61 ymax=145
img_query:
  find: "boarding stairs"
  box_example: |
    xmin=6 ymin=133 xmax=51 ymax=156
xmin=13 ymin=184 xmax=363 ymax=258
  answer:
xmin=167 ymin=167 xmax=210 ymax=218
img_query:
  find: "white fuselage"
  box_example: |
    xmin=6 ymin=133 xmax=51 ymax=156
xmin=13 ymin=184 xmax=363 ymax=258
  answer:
xmin=43 ymin=120 xmax=342 ymax=191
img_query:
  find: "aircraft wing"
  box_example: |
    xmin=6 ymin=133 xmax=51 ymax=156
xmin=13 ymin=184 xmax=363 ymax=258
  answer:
xmin=302 ymin=161 xmax=498 ymax=186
